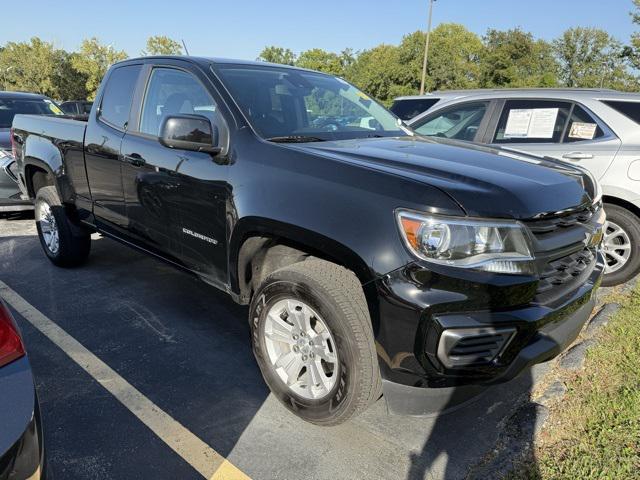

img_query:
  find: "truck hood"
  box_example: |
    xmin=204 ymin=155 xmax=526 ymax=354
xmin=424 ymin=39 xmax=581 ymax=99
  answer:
xmin=0 ymin=129 xmax=10 ymax=151
xmin=298 ymin=136 xmax=594 ymax=219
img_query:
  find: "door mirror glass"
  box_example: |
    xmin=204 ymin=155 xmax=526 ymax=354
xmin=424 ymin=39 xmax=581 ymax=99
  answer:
xmin=159 ymin=114 xmax=221 ymax=154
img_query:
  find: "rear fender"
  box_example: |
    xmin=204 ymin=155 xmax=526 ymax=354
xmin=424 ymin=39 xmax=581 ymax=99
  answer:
xmin=21 ymin=135 xmax=72 ymax=202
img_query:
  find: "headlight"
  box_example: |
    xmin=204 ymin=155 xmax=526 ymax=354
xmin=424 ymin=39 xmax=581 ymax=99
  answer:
xmin=396 ymin=210 xmax=535 ymax=274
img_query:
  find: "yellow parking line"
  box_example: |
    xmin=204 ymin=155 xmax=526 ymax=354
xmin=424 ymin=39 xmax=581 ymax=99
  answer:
xmin=0 ymin=280 xmax=250 ymax=480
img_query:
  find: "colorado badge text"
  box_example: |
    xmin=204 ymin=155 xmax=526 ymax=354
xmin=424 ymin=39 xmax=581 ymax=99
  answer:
xmin=182 ymin=227 xmax=218 ymax=245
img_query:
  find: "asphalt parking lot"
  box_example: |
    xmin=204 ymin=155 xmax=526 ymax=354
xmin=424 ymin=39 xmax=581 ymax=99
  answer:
xmin=1 ymin=214 xmax=547 ymax=480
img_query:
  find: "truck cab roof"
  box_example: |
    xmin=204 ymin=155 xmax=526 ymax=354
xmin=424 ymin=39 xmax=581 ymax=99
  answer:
xmin=115 ymin=55 xmax=323 ymax=75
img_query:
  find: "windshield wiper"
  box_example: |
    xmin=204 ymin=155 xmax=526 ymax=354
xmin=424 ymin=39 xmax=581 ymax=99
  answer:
xmin=266 ymin=135 xmax=326 ymax=143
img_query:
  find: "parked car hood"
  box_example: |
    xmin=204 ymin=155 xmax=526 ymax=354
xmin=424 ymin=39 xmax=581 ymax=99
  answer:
xmin=0 ymin=129 xmax=10 ymax=151
xmin=298 ymin=136 xmax=594 ymax=220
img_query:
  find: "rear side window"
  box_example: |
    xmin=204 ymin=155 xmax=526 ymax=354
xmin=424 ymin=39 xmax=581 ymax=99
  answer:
xmin=390 ymin=98 xmax=440 ymax=121
xmin=603 ymin=100 xmax=640 ymax=124
xmin=99 ymin=65 xmax=141 ymax=129
xmin=563 ymin=105 xmax=605 ymax=142
xmin=493 ymin=100 xmax=571 ymax=144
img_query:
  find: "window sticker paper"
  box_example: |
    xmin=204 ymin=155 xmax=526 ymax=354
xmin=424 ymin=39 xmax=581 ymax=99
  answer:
xmin=504 ymin=109 xmax=532 ymax=137
xmin=504 ymin=107 xmax=559 ymax=139
xmin=568 ymin=122 xmax=597 ymax=140
xmin=527 ymin=108 xmax=558 ymax=138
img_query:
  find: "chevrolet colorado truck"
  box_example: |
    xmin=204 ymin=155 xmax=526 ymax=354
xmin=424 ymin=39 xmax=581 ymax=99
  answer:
xmin=11 ymin=57 xmax=605 ymax=425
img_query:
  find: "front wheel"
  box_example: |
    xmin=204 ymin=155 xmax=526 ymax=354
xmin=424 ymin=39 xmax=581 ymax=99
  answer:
xmin=35 ymin=186 xmax=91 ymax=267
xmin=602 ymin=203 xmax=640 ymax=286
xmin=250 ymin=258 xmax=381 ymax=426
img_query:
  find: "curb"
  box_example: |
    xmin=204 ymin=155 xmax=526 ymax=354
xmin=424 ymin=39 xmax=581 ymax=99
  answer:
xmin=466 ymin=277 xmax=637 ymax=479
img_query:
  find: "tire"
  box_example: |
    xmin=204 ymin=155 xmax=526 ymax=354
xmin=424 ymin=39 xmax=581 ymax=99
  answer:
xmin=35 ymin=186 xmax=91 ymax=267
xmin=602 ymin=203 xmax=640 ymax=287
xmin=249 ymin=258 xmax=381 ymax=426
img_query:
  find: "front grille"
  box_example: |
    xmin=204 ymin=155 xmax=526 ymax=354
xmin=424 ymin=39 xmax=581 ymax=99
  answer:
xmin=535 ymin=248 xmax=596 ymax=303
xmin=437 ymin=327 xmax=515 ymax=368
xmin=527 ymin=205 xmax=597 ymax=235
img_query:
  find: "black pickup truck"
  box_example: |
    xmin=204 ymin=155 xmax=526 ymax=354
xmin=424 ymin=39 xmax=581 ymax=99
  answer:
xmin=12 ymin=56 xmax=605 ymax=425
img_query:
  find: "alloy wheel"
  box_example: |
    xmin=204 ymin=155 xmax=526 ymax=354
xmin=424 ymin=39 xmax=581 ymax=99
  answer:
xmin=603 ymin=220 xmax=631 ymax=274
xmin=263 ymin=298 xmax=339 ymax=400
xmin=38 ymin=201 xmax=60 ymax=255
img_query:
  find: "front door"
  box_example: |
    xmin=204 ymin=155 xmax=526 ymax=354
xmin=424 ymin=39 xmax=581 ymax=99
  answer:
xmin=121 ymin=65 xmax=229 ymax=285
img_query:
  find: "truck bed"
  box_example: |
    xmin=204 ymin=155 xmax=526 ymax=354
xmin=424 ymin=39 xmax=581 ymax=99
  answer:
xmin=12 ymin=115 xmax=87 ymax=146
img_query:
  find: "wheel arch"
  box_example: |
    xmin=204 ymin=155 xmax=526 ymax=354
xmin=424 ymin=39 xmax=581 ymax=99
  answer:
xmin=23 ymin=160 xmax=56 ymax=198
xmin=20 ymin=132 xmax=74 ymax=202
xmin=229 ymin=217 xmax=377 ymax=305
xmin=603 ymin=195 xmax=640 ymax=220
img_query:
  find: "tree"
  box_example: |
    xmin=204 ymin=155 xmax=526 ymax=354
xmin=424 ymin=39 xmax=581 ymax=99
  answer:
xmin=553 ymin=27 xmax=631 ymax=89
xmin=627 ymin=0 xmax=640 ymax=69
xmin=257 ymin=46 xmax=296 ymax=65
xmin=143 ymin=36 xmax=183 ymax=56
xmin=397 ymin=25 xmax=484 ymax=92
xmin=344 ymin=44 xmax=410 ymax=104
xmin=480 ymin=28 xmax=559 ymax=87
xmin=71 ymin=38 xmax=128 ymax=99
xmin=0 ymin=37 xmax=87 ymax=100
xmin=296 ymin=48 xmax=345 ymax=76
xmin=55 ymin=52 xmax=90 ymax=100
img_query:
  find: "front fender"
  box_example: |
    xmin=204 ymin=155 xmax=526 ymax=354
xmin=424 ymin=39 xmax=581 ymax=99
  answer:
xmin=228 ymin=216 xmax=377 ymax=294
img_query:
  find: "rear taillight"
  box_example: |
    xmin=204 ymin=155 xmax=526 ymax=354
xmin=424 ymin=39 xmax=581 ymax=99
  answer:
xmin=0 ymin=302 xmax=25 ymax=368
xmin=9 ymin=127 xmax=17 ymax=159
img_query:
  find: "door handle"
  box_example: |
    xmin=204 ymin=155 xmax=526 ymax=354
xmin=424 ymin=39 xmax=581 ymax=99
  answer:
xmin=562 ymin=152 xmax=593 ymax=160
xmin=123 ymin=154 xmax=146 ymax=167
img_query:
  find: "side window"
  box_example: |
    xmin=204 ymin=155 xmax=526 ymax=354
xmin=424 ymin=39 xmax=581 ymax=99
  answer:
xmin=99 ymin=65 xmax=141 ymax=129
xmin=563 ymin=105 xmax=605 ymax=142
xmin=493 ymin=100 xmax=571 ymax=144
xmin=413 ymin=102 xmax=488 ymax=141
xmin=140 ymin=68 xmax=220 ymax=137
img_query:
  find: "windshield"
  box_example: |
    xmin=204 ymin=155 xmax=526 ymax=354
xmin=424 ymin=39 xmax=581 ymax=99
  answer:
xmin=0 ymin=97 xmax=63 ymax=128
xmin=213 ymin=64 xmax=405 ymax=142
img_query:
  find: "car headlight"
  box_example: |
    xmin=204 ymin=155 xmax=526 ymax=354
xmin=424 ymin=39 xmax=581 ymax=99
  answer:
xmin=396 ymin=210 xmax=535 ymax=274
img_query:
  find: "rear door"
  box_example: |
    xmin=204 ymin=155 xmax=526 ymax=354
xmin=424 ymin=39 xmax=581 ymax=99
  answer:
xmin=488 ymin=99 xmax=621 ymax=180
xmin=84 ymin=64 xmax=143 ymax=229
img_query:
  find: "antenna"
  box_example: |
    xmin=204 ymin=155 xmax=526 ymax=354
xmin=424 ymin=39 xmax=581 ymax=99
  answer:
xmin=181 ymin=39 xmax=190 ymax=56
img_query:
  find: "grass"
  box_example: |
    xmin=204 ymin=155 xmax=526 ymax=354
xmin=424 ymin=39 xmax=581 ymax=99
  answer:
xmin=514 ymin=285 xmax=640 ymax=479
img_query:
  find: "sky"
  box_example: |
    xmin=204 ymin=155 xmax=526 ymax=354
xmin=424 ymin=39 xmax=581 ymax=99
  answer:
xmin=0 ymin=0 xmax=635 ymax=58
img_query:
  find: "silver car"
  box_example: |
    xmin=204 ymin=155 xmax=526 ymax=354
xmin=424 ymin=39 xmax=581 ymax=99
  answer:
xmin=1 ymin=91 xmax=65 ymax=212
xmin=406 ymin=88 xmax=640 ymax=286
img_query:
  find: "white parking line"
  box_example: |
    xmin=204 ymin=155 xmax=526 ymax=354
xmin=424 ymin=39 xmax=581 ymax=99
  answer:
xmin=0 ymin=280 xmax=250 ymax=480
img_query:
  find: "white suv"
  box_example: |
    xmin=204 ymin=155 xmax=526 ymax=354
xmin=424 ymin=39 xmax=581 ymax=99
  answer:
xmin=406 ymin=88 xmax=640 ymax=286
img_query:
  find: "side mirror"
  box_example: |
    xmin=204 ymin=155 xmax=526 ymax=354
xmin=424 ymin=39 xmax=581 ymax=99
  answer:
xmin=159 ymin=115 xmax=221 ymax=155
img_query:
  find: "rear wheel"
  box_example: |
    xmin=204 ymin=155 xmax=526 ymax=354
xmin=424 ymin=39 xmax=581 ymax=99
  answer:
xmin=250 ymin=258 xmax=381 ymax=426
xmin=602 ymin=203 xmax=640 ymax=286
xmin=35 ymin=186 xmax=91 ymax=267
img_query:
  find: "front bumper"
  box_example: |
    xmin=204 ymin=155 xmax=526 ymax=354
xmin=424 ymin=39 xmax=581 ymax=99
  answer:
xmin=373 ymin=249 xmax=604 ymax=415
